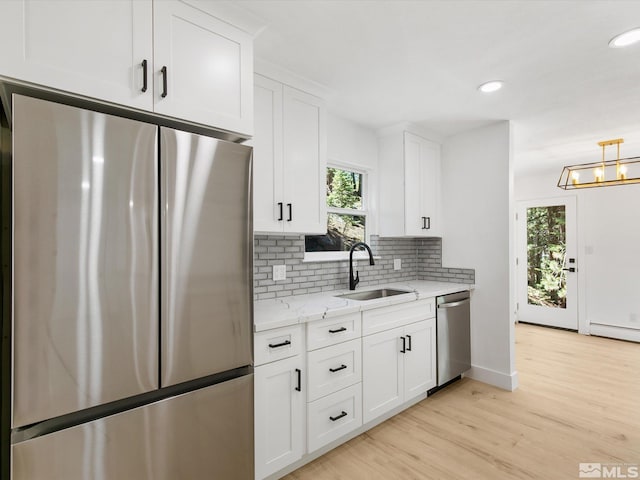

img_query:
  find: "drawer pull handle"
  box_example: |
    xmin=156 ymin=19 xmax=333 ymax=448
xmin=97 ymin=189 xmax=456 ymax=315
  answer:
xmin=295 ymin=368 xmax=301 ymax=392
xmin=329 ymin=364 xmax=347 ymax=373
xmin=328 ymin=327 xmax=347 ymax=334
xmin=268 ymin=340 xmax=291 ymax=349
xmin=330 ymin=411 xmax=348 ymax=422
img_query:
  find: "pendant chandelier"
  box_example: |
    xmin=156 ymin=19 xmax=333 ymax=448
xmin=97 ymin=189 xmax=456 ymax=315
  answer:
xmin=557 ymin=138 xmax=640 ymax=189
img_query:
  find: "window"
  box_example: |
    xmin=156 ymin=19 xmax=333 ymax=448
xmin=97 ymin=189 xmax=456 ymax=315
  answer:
xmin=305 ymin=166 xmax=367 ymax=259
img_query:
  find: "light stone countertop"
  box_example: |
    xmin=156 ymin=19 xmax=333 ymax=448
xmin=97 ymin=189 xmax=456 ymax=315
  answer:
xmin=254 ymin=280 xmax=474 ymax=332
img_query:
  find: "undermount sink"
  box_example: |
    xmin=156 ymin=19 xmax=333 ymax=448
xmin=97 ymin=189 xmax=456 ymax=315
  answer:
xmin=335 ymin=288 xmax=412 ymax=301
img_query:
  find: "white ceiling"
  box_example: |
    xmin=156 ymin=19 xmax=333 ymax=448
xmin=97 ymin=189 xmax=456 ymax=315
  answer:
xmin=235 ymin=0 xmax=640 ymax=175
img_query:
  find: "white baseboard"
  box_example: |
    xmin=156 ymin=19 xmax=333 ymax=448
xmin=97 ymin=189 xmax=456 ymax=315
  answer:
xmin=589 ymin=323 xmax=640 ymax=343
xmin=466 ymin=365 xmax=519 ymax=391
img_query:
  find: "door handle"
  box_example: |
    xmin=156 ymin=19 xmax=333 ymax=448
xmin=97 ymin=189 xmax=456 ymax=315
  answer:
xmin=562 ymin=267 xmax=576 ymax=272
xmin=422 ymin=216 xmax=431 ymax=229
xmin=438 ymin=298 xmax=470 ymax=309
xmin=406 ymin=334 xmax=412 ymax=351
xmin=277 ymin=202 xmax=283 ymax=221
xmin=400 ymin=336 xmax=406 ymax=353
xmin=295 ymin=368 xmax=301 ymax=392
xmin=161 ymin=66 xmax=168 ymax=98
xmin=329 ymin=364 xmax=347 ymax=373
xmin=287 ymin=203 xmax=292 ymax=221
xmin=141 ymin=59 xmax=148 ymax=93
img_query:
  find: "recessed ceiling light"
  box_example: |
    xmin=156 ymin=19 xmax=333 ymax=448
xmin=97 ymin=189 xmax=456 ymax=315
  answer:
xmin=478 ymin=80 xmax=504 ymax=93
xmin=609 ymin=27 xmax=640 ymax=48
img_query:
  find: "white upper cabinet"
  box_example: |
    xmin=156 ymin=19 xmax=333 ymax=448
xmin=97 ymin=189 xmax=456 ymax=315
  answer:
xmin=253 ymin=75 xmax=284 ymax=233
xmin=153 ymin=0 xmax=253 ymax=134
xmin=0 ymin=0 xmax=254 ymax=135
xmin=0 ymin=0 xmax=153 ymax=110
xmin=253 ymin=74 xmax=327 ymax=235
xmin=379 ymin=130 xmax=442 ymax=237
xmin=282 ymin=85 xmax=326 ymax=234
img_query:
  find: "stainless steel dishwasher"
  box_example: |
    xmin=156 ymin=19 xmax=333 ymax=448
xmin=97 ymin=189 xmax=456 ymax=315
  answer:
xmin=435 ymin=291 xmax=471 ymax=387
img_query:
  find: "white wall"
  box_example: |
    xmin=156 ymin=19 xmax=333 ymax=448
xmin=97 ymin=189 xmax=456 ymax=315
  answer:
xmin=441 ymin=121 xmax=518 ymax=390
xmin=515 ymin=170 xmax=640 ymax=342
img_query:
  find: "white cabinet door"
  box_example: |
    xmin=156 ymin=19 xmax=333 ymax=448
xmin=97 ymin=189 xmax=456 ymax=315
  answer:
xmin=253 ymin=74 xmax=284 ymax=232
xmin=404 ymin=132 xmax=441 ymax=237
xmin=153 ymin=0 xmax=253 ymax=134
xmin=403 ymin=319 xmax=437 ymax=401
xmin=254 ymin=356 xmax=304 ymax=480
xmin=282 ymin=86 xmax=327 ymax=234
xmin=0 ymin=0 xmax=153 ymax=110
xmin=362 ymin=327 xmax=403 ymax=424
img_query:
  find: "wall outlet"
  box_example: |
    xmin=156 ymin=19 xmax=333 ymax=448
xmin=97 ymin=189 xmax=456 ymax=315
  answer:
xmin=394 ymin=259 xmax=401 ymax=270
xmin=273 ymin=265 xmax=286 ymax=281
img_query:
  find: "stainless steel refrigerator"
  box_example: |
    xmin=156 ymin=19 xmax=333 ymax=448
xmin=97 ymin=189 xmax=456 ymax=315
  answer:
xmin=5 ymin=93 xmax=254 ymax=479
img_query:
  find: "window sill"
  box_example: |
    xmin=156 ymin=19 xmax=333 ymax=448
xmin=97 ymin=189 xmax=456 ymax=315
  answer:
xmin=303 ymin=252 xmax=382 ymax=263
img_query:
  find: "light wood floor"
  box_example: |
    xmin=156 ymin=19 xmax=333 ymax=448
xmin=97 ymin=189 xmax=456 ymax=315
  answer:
xmin=284 ymin=323 xmax=640 ymax=480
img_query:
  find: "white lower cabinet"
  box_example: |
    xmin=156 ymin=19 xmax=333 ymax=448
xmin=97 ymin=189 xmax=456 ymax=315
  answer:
xmin=362 ymin=318 xmax=436 ymax=424
xmin=254 ymin=356 xmax=305 ymax=480
xmin=254 ymin=324 xmax=305 ymax=480
xmin=404 ymin=318 xmax=437 ymax=399
xmin=254 ymin=298 xmax=439 ymax=478
xmin=362 ymin=326 xmax=404 ymax=422
xmin=305 ymin=314 xmax=362 ymax=454
xmin=307 ymin=338 xmax=361 ymax=402
xmin=307 ymin=383 xmax=362 ymax=453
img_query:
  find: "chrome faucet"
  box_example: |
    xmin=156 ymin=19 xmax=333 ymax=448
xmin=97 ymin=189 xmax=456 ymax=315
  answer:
xmin=349 ymin=242 xmax=375 ymax=290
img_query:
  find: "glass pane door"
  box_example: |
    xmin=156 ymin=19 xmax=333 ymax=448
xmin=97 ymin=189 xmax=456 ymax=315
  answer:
xmin=517 ymin=197 xmax=577 ymax=330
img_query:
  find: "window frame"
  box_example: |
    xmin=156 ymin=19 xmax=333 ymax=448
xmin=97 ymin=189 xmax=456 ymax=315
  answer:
xmin=304 ymin=162 xmax=370 ymax=262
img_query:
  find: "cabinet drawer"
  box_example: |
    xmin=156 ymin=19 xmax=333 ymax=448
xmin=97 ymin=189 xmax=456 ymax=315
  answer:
xmin=254 ymin=325 xmax=303 ymax=366
xmin=362 ymin=298 xmax=434 ymax=336
xmin=307 ymin=312 xmax=361 ymax=350
xmin=307 ymin=383 xmax=362 ymax=453
xmin=307 ymin=339 xmax=361 ymax=401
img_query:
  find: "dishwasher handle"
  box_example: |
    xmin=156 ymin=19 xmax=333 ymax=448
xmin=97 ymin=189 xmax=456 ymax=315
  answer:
xmin=438 ymin=298 xmax=470 ymax=309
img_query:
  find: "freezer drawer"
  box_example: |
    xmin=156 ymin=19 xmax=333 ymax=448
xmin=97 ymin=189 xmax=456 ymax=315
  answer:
xmin=12 ymin=95 xmax=159 ymax=428
xmin=160 ymin=128 xmax=253 ymax=387
xmin=11 ymin=375 xmax=254 ymax=480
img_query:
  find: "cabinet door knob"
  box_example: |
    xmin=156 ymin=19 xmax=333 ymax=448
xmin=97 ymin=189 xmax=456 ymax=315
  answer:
xmin=161 ymin=66 xmax=168 ymax=98
xmin=141 ymin=59 xmax=148 ymax=93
